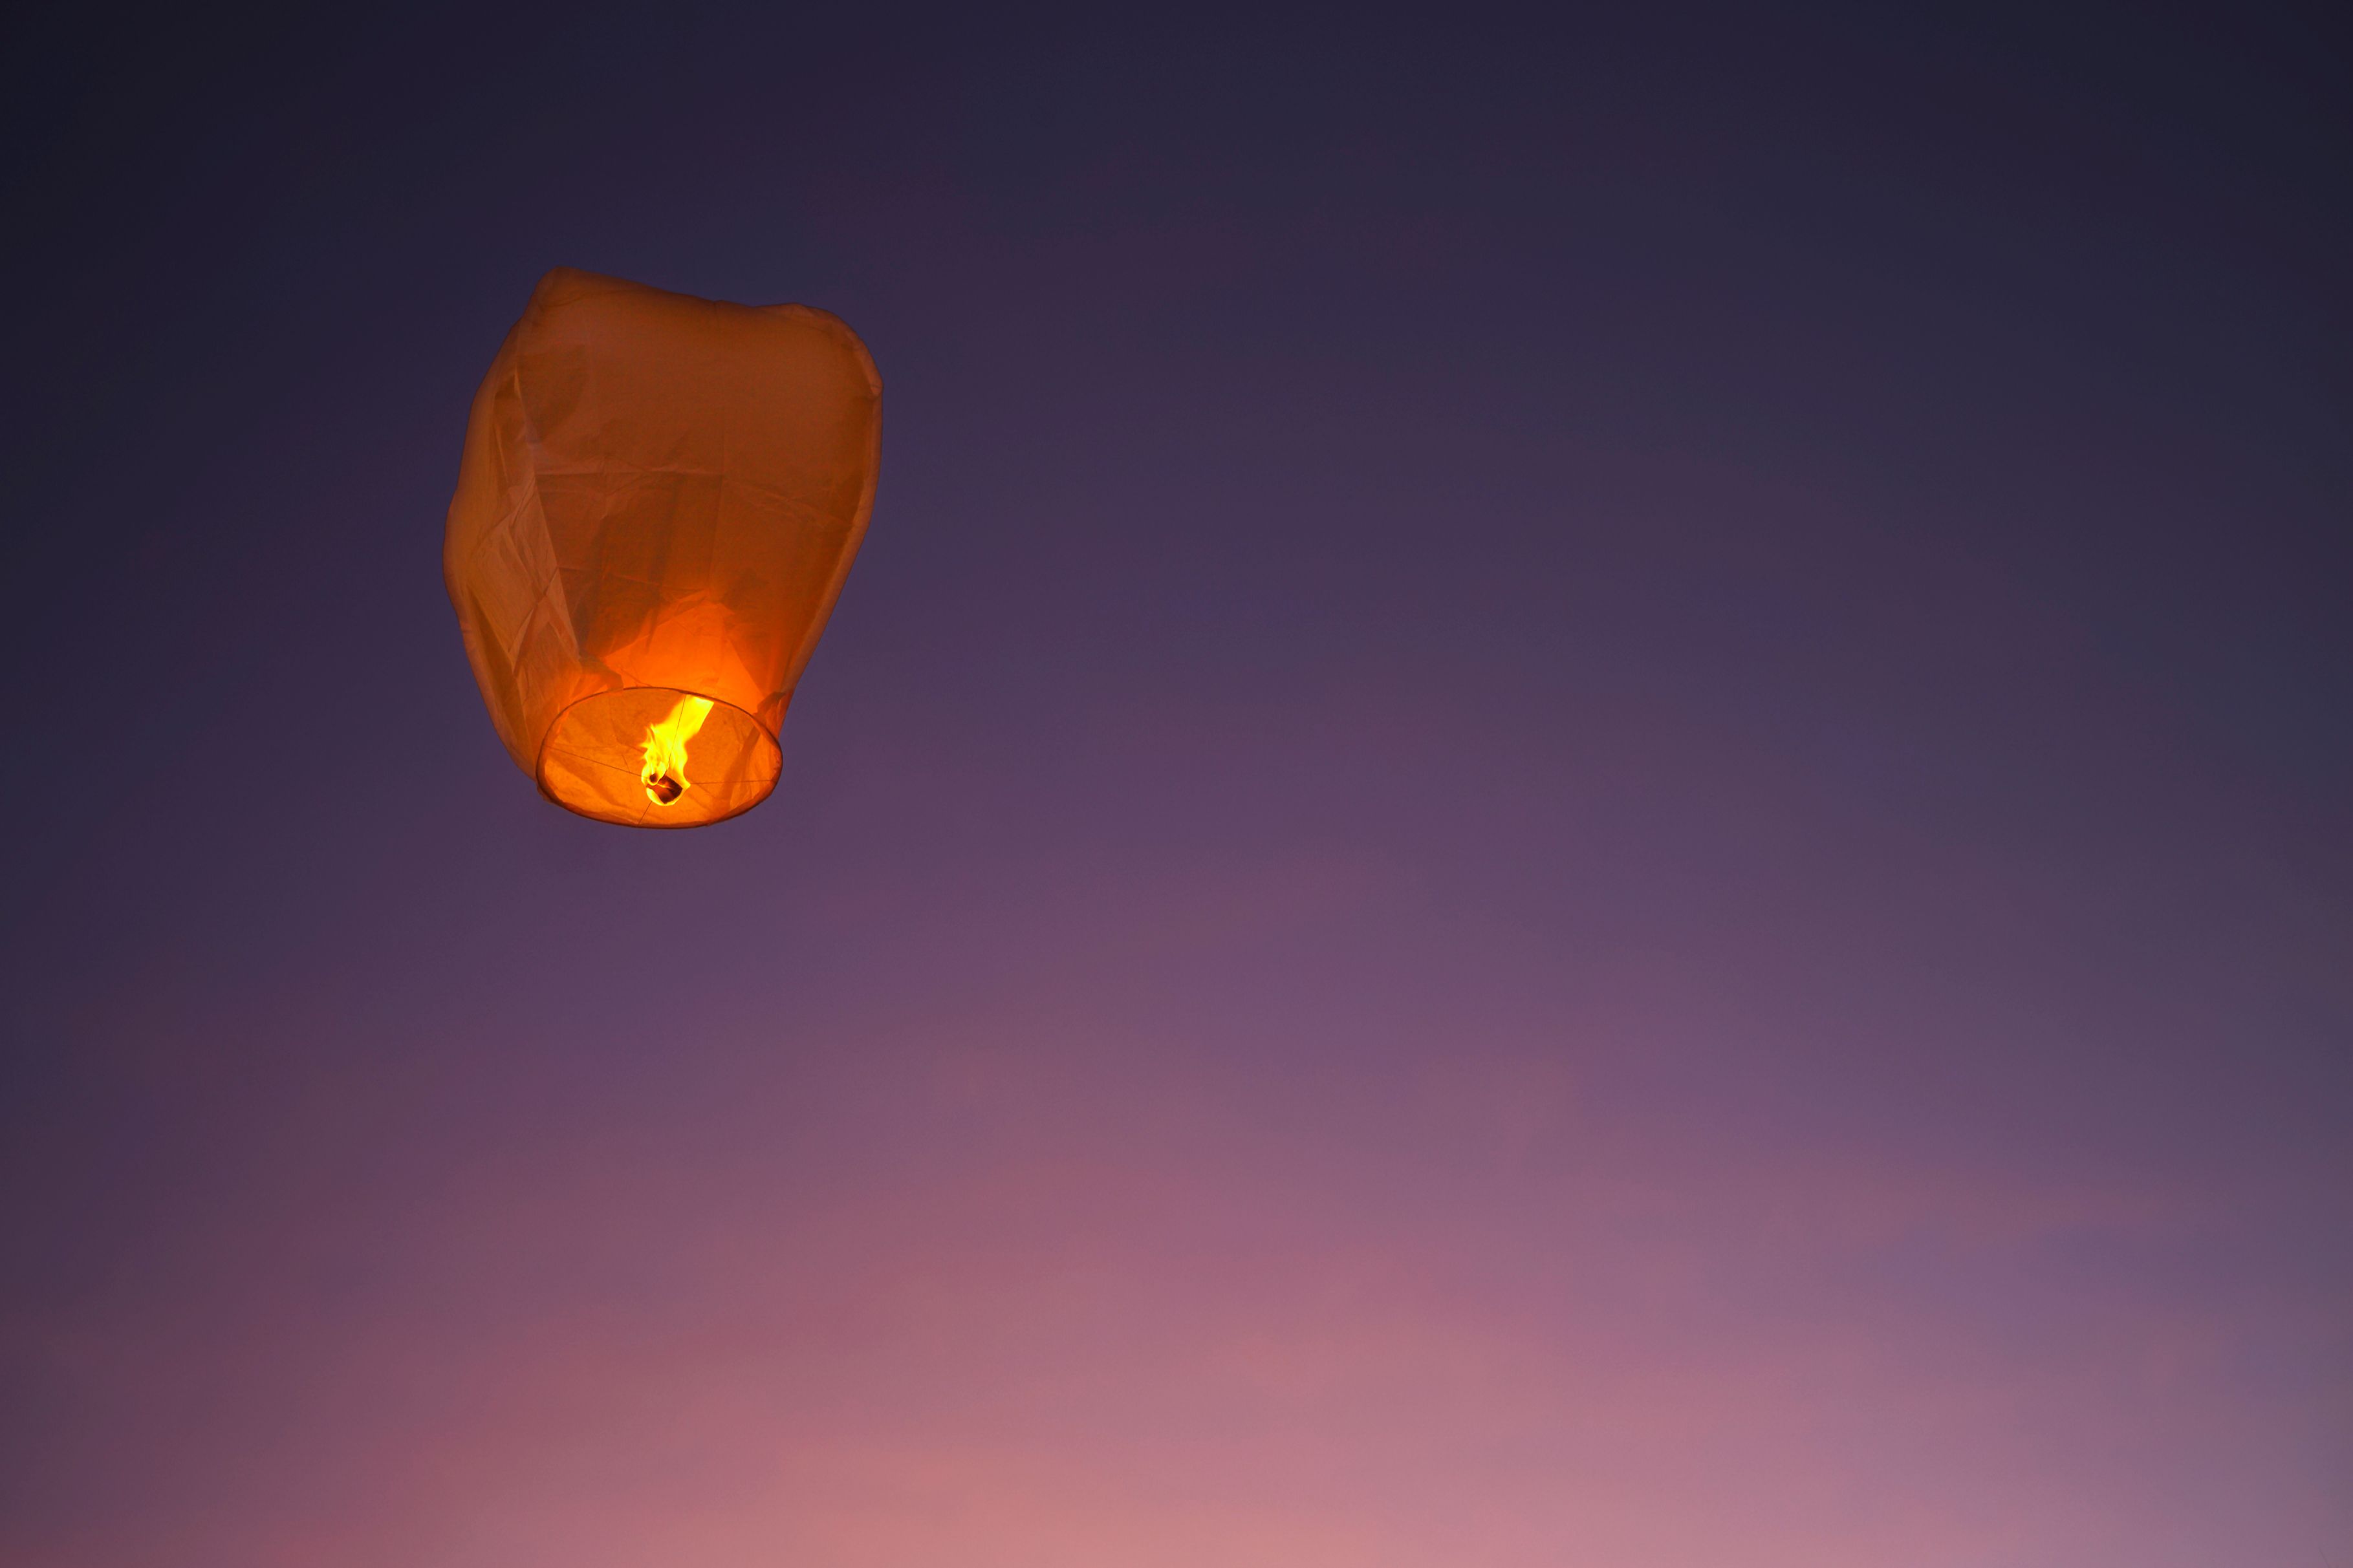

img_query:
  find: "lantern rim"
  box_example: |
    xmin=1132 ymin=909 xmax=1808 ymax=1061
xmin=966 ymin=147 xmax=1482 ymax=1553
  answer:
xmin=534 ymin=686 xmax=783 ymax=829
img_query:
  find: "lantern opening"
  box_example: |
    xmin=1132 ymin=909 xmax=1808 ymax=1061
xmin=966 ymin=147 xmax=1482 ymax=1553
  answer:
xmin=536 ymin=687 xmax=782 ymax=828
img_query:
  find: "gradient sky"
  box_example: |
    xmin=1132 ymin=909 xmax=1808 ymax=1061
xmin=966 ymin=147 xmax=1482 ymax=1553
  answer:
xmin=3 ymin=5 xmax=2348 ymax=1565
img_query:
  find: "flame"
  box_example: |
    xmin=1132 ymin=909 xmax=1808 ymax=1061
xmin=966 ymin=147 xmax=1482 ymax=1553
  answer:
xmin=640 ymin=694 xmax=715 ymax=806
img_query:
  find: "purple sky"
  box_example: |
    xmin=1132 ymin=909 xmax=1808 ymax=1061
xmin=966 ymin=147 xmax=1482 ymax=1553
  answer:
xmin=4 ymin=6 xmax=2348 ymax=1564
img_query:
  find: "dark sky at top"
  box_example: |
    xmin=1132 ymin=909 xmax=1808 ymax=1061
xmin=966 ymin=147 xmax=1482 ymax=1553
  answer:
xmin=2 ymin=5 xmax=2347 ymax=1564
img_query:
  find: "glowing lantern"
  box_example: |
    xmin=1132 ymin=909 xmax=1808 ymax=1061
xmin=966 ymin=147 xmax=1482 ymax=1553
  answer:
xmin=443 ymin=267 xmax=882 ymax=826
xmin=444 ymin=268 xmax=882 ymax=828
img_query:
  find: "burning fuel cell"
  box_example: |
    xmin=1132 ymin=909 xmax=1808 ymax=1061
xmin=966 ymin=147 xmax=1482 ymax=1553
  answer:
xmin=443 ymin=268 xmax=881 ymax=828
xmin=640 ymin=694 xmax=715 ymax=806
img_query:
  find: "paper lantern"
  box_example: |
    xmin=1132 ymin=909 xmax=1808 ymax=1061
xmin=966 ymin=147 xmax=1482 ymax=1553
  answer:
xmin=444 ymin=268 xmax=881 ymax=826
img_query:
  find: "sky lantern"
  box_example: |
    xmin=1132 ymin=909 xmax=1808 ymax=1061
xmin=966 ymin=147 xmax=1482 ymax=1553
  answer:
xmin=444 ymin=267 xmax=882 ymax=826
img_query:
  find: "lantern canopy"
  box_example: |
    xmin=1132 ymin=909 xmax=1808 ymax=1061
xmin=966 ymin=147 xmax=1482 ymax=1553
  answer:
xmin=444 ymin=268 xmax=882 ymax=827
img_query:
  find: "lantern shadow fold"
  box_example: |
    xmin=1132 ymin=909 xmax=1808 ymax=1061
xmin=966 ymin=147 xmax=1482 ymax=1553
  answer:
xmin=444 ymin=267 xmax=882 ymax=827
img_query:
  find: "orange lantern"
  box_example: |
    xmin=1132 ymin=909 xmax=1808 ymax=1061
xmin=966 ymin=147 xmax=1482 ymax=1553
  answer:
xmin=444 ymin=268 xmax=882 ymax=826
